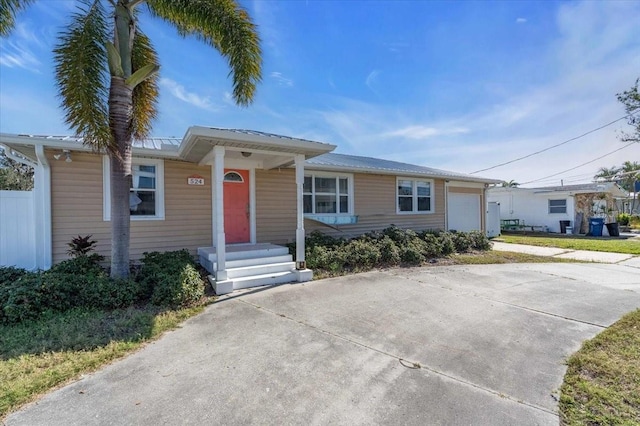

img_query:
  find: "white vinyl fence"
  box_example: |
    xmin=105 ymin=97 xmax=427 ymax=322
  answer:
xmin=0 ymin=190 xmax=36 ymax=269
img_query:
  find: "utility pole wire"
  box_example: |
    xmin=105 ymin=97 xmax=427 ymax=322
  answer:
xmin=470 ymin=114 xmax=635 ymax=174
xmin=520 ymin=141 xmax=637 ymax=185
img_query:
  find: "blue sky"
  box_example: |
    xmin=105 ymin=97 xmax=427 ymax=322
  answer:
xmin=1 ymin=0 xmax=638 ymax=186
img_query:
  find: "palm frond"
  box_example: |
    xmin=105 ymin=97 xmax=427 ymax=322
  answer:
xmin=0 ymin=0 xmax=34 ymax=36
xmin=53 ymin=0 xmax=110 ymax=151
xmin=131 ymin=30 xmax=159 ymax=140
xmin=147 ymin=0 xmax=262 ymax=106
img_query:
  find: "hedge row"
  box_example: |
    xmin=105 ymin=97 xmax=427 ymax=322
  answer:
xmin=297 ymin=226 xmax=491 ymax=274
xmin=0 ymin=250 xmax=205 ymax=325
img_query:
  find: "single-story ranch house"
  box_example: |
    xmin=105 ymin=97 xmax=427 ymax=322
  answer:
xmin=487 ymin=182 xmax=628 ymax=234
xmin=1 ymin=127 xmax=500 ymax=294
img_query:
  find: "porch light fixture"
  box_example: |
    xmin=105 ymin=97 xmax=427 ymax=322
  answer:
xmin=53 ymin=150 xmax=72 ymax=162
xmin=241 ymin=151 xmax=252 ymax=157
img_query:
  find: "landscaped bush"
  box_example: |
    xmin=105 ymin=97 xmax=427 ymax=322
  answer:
xmin=138 ymin=250 xmax=205 ymax=308
xmin=299 ymin=226 xmax=492 ymax=276
xmin=1 ymin=247 xmax=206 ymax=324
xmin=617 ymin=213 xmax=631 ymax=226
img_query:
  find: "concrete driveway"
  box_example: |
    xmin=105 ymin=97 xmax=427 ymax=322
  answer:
xmin=7 ymin=263 xmax=640 ymax=425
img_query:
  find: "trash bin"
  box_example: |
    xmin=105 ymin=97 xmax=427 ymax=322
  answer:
xmin=559 ymin=220 xmax=571 ymax=234
xmin=605 ymin=223 xmax=620 ymax=237
xmin=565 ymin=226 xmax=573 ymax=235
xmin=589 ymin=218 xmax=605 ymax=237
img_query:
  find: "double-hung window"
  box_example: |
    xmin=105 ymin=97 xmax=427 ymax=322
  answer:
xmin=397 ymin=178 xmax=433 ymax=214
xmin=548 ymin=199 xmax=567 ymax=214
xmin=103 ymin=156 xmax=165 ymax=220
xmin=303 ymin=173 xmax=352 ymax=215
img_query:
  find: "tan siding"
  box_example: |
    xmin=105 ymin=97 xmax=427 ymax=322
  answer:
xmin=255 ymin=168 xmax=297 ymax=244
xmin=255 ymin=169 xmax=447 ymax=242
xmin=50 ymin=151 xmax=212 ymax=263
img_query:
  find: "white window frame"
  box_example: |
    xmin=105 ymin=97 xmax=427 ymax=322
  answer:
xmin=303 ymin=171 xmax=354 ymax=216
xmin=548 ymin=198 xmax=567 ymax=214
xmin=103 ymin=156 xmax=165 ymax=221
xmin=396 ymin=177 xmax=435 ymax=214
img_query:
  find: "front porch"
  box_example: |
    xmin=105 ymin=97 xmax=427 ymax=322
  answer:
xmin=181 ymin=127 xmax=334 ymax=295
xmin=197 ymin=243 xmax=312 ymax=295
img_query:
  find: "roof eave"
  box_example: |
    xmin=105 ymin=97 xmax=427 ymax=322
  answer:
xmin=304 ymin=163 xmax=501 ymax=184
xmin=179 ymin=126 xmax=336 ymax=163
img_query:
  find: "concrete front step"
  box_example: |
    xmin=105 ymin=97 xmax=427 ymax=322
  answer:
xmin=198 ymin=244 xmax=312 ymax=295
xmin=197 ymin=244 xmax=289 ymax=262
xmin=226 ymin=261 xmax=296 ymax=279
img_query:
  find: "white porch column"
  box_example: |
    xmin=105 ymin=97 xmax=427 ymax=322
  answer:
xmin=294 ymin=154 xmax=306 ymax=269
xmin=214 ymin=146 xmax=227 ymax=281
xmin=34 ymin=145 xmax=52 ymax=270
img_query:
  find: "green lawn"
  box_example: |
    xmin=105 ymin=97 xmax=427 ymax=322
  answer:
xmin=560 ymin=309 xmax=640 ymax=425
xmin=498 ymin=234 xmax=640 ymax=255
xmin=0 ymin=304 xmax=208 ymax=419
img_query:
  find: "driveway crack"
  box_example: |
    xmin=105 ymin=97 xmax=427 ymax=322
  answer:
xmin=235 ymin=298 xmax=559 ymax=418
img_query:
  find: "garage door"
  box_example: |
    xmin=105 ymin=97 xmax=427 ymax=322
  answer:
xmin=447 ymin=192 xmax=481 ymax=232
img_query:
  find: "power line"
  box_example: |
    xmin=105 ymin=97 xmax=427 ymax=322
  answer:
xmin=470 ymin=114 xmax=634 ymax=174
xmin=520 ymin=141 xmax=637 ymax=185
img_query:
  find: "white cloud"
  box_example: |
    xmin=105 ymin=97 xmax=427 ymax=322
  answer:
xmin=365 ymin=70 xmax=381 ymax=91
xmin=516 ymin=17 xmax=527 ymax=24
xmin=270 ymin=71 xmax=293 ymax=87
xmin=159 ymin=78 xmax=219 ymax=111
xmin=0 ymin=23 xmax=43 ymax=71
xmin=384 ymin=126 xmax=469 ymax=140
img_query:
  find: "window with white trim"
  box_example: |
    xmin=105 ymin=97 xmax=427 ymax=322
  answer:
xmin=103 ymin=156 xmax=165 ymax=220
xmin=548 ymin=199 xmax=567 ymax=214
xmin=397 ymin=178 xmax=433 ymax=214
xmin=303 ymin=173 xmax=352 ymax=215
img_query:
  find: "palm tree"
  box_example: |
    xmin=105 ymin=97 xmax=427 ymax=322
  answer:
xmin=501 ymin=180 xmax=519 ymax=188
xmin=617 ymin=78 xmax=640 ymax=143
xmin=1 ymin=0 xmax=262 ymax=278
xmin=593 ymin=166 xmax=621 ymax=182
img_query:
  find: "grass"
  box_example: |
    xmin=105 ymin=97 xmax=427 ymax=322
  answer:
xmin=451 ymin=250 xmax=579 ymax=264
xmin=559 ymin=309 xmax=640 ymax=425
xmin=499 ymin=233 xmax=640 ymax=255
xmin=0 ymin=304 xmax=208 ymax=419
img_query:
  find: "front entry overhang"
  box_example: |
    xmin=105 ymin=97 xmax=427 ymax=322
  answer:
xmin=179 ymin=126 xmax=335 ymax=169
xmin=184 ymin=127 xmax=335 ymax=290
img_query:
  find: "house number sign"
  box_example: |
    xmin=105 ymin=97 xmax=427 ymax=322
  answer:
xmin=187 ymin=175 xmax=205 ymax=186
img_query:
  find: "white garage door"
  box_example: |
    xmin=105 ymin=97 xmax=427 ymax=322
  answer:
xmin=447 ymin=192 xmax=481 ymax=232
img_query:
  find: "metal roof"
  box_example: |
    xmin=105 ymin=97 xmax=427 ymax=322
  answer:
xmin=11 ymin=134 xmax=181 ymax=150
xmin=203 ymin=127 xmax=334 ymax=147
xmin=306 ymin=153 xmax=500 ymax=183
xmin=529 ymin=183 xmax=614 ymax=192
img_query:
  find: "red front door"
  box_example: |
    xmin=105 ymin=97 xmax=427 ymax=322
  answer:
xmin=224 ymin=169 xmax=250 ymax=243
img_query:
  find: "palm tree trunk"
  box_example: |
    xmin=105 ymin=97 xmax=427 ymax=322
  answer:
xmin=109 ymin=76 xmax=133 ymax=279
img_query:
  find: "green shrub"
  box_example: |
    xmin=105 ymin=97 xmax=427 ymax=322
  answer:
xmin=419 ymin=232 xmax=444 ymax=258
xmin=0 ymin=266 xmax=30 ymax=285
xmin=383 ymin=225 xmax=418 ymax=245
xmin=617 ymin=213 xmax=631 ymax=226
xmin=376 ymin=236 xmax=401 ymax=265
xmin=50 ymin=254 xmax=106 ymax=276
xmin=438 ymin=232 xmax=456 ymax=255
xmin=342 ymin=239 xmax=381 ymax=269
xmin=305 ymin=245 xmax=347 ymax=273
xmin=1 ymin=272 xmax=44 ymax=324
xmin=631 ymin=215 xmax=640 ymax=227
xmin=468 ymin=230 xmax=491 ymax=251
xmin=399 ymin=239 xmax=427 ymax=264
xmin=306 ymin=231 xmax=346 ymax=249
xmin=138 ymin=250 xmax=205 ymax=308
xmin=150 ymin=264 xmax=204 ymax=308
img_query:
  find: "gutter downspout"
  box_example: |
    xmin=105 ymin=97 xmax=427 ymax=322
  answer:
xmin=34 ymin=146 xmax=52 ymax=270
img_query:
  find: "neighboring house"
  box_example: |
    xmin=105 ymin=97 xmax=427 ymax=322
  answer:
xmin=487 ymin=183 xmax=628 ymax=234
xmin=0 ymin=127 xmax=499 ymax=294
